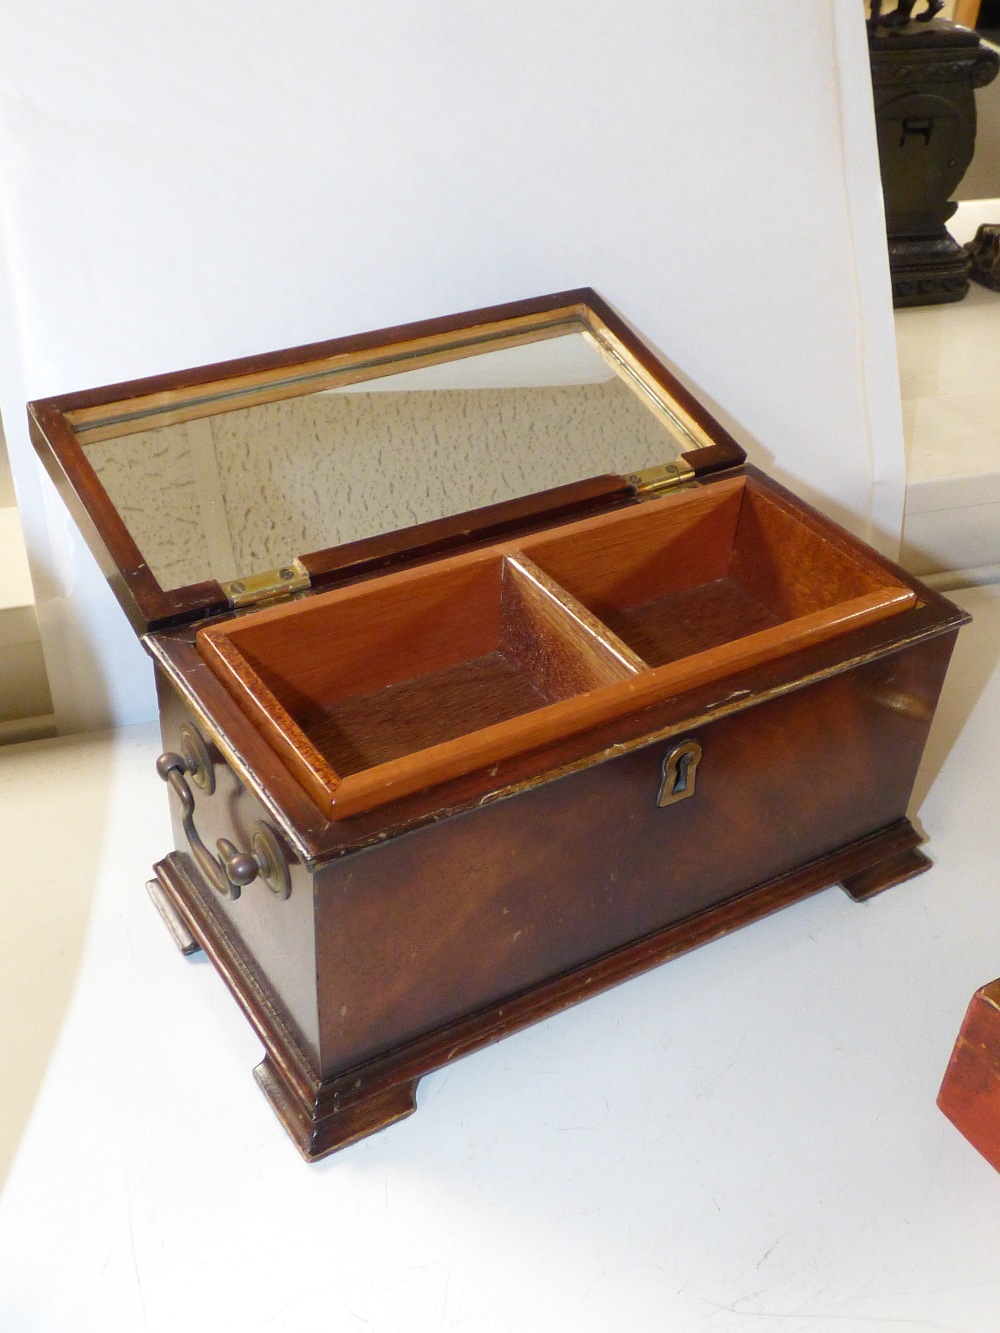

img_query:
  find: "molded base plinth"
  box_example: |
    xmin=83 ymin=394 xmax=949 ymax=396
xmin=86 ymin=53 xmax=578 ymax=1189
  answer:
xmin=938 ymin=980 xmax=1000 ymax=1174
xmin=150 ymin=817 xmax=931 ymax=1161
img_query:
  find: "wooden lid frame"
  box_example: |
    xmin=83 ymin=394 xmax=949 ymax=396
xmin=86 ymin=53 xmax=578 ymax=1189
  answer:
xmin=27 ymin=288 xmax=746 ymax=634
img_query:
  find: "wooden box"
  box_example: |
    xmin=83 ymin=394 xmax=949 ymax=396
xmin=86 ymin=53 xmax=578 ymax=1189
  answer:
xmin=29 ymin=290 xmax=967 ymax=1160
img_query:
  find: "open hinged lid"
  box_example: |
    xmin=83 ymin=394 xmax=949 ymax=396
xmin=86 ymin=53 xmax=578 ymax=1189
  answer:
xmin=27 ymin=289 xmax=747 ymax=635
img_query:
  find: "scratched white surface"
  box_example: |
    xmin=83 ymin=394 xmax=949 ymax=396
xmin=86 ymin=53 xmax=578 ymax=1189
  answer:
xmin=87 ymin=375 xmax=683 ymax=589
xmin=1 ymin=585 xmax=999 ymax=1332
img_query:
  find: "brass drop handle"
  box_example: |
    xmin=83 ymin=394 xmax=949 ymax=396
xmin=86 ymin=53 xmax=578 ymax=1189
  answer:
xmin=156 ymin=750 xmax=291 ymax=902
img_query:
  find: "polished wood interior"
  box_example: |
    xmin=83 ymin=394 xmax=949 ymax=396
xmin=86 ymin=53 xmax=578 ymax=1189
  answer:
xmin=198 ymin=551 xmax=644 ymax=815
xmin=521 ymin=479 xmax=909 ymax=668
xmin=198 ymin=475 xmax=917 ymax=819
xmin=295 ymin=556 xmax=639 ymax=777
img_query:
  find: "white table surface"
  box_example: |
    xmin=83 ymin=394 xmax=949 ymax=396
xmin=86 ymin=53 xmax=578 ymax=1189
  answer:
xmin=2 ymin=586 xmax=1000 ymax=1332
xmin=898 ymin=200 xmax=1000 ymax=577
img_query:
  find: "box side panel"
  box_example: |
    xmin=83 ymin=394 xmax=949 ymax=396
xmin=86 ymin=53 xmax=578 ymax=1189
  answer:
xmin=314 ymin=632 xmax=957 ymax=1077
xmin=156 ymin=670 xmax=321 ymax=1067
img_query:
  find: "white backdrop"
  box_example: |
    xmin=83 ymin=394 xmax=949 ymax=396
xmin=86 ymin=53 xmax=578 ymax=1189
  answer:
xmin=0 ymin=1 xmax=901 ymax=732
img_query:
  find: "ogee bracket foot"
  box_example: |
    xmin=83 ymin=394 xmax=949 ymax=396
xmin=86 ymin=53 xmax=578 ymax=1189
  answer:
xmin=841 ymin=845 xmax=932 ymax=902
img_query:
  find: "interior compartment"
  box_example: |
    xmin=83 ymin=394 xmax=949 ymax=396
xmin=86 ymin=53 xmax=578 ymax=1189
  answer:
xmin=520 ymin=476 xmax=916 ymax=671
xmin=197 ymin=552 xmax=641 ymax=816
xmin=198 ymin=474 xmax=917 ymax=819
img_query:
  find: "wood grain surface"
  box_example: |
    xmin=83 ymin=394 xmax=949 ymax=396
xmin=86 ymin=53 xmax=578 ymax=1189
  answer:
xmin=308 ymin=635 xmax=954 ymax=1072
xmin=601 ymin=577 xmax=781 ymax=667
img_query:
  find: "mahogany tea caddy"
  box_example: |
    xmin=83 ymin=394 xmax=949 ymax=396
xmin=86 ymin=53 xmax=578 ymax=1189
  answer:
xmin=29 ymin=290 xmax=967 ymax=1160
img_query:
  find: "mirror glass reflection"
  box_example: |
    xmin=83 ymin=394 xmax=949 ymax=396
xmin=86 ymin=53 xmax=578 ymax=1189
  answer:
xmin=79 ymin=329 xmax=690 ymax=591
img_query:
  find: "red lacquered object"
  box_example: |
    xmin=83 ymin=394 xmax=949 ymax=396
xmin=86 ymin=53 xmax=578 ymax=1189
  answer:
xmin=939 ymin=980 xmax=1000 ymax=1173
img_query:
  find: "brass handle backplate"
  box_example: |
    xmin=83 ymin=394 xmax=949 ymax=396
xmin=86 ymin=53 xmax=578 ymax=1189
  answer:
xmin=657 ymin=739 xmax=703 ymax=807
xmin=156 ymin=738 xmax=291 ymax=902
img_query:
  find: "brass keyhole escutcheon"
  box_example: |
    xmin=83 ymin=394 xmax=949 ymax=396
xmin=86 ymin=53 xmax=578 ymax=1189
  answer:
xmin=657 ymin=740 xmax=703 ymax=807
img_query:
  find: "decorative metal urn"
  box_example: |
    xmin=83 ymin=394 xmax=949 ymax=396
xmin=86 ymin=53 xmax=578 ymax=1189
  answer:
xmin=868 ymin=3 xmax=999 ymax=306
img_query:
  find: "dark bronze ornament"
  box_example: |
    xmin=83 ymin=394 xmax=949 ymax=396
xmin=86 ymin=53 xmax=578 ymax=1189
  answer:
xmin=967 ymin=221 xmax=1000 ymax=290
xmin=869 ymin=13 xmax=999 ymax=306
xmin=869 ymin=0 xmax=945 ymax=30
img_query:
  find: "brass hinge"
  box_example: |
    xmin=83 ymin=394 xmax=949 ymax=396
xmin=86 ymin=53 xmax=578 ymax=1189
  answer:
xmin=625 ymin=459 xmax=696 ymax=498
xmin=221 ymin=558 xmax=311 ymax=609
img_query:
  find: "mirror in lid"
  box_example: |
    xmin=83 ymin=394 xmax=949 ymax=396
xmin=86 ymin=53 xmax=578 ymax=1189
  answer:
xmin=75 ymin=324 xmax=704 ymax=596
xmin=40 ymin=291 xmax=732 ymax=632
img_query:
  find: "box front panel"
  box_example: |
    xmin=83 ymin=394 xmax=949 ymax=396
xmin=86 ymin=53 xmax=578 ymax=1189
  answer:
xmin=314 ymin=632 xmax=956 ymax=1076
